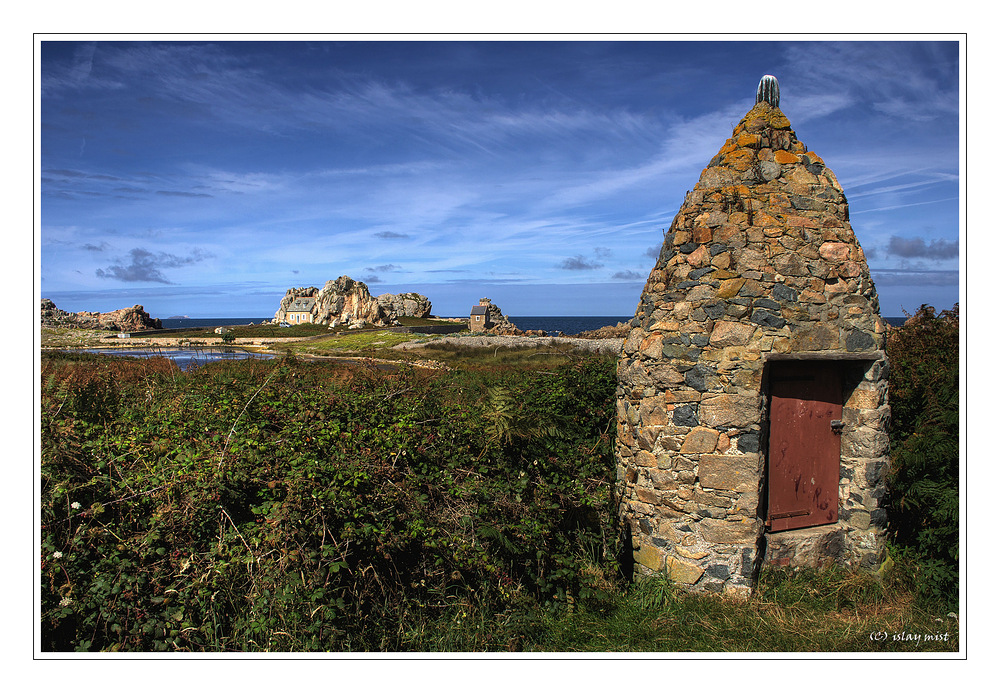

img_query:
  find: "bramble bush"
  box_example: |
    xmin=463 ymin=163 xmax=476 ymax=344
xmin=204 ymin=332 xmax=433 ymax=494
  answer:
xmin=40 ymin=351 xmax=618 ymax=651
xmin=885 ymin=304 xmax=960 ymax=609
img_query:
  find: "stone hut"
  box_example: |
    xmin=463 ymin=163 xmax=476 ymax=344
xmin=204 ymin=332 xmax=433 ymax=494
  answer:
xmin=470 ymin=298 xmax=494 ymax=331
xmin=615 ymin=76 xmax=889 ymax=597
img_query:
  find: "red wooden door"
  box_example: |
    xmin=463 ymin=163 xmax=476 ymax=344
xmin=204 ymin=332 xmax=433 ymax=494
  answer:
xmin=767 ymin=362 xmax=842 ymax=532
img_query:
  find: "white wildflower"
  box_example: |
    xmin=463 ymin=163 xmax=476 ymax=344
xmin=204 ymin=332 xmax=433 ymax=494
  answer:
xmin=52 ymin=551 xmax=63 ymax=559
xmin=70 ymin=502 xmax=81 ymax=510
xmin=59 ymin=597 xmax=73 ymax=607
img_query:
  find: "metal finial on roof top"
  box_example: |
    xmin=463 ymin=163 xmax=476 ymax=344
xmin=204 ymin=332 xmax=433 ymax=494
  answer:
xmin=756 ymin=75 xmax=780 ymax=108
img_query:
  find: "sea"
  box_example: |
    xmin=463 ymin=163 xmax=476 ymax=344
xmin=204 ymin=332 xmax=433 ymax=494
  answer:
xmin=160 ymin=316 xmax=635 ymax=334
xmin=82 ymin=346 xmax=276 ymax=371
xmin=162 ymin=315 xmax=908 ymax=332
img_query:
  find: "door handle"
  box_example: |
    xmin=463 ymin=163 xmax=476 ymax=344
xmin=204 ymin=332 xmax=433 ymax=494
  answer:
xmin=830 ymin=419 xmax=844 ymax=433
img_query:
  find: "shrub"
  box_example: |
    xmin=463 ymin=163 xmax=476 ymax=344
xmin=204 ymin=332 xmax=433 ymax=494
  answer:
xmin=885 ymin=304 xmax=960 ymax=608
xmin=39 ymin=353 xmax=619 ymax=651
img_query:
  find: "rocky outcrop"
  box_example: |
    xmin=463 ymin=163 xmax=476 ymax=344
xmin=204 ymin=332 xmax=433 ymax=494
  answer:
xmin=574 ymin=322 xmax=632 ymax=339
xmin=313 ymin=276 xmax=385 ymax=326
xmin=486 ymin=321 xmax=523 ymax=336
xmin=273 ymin=276 xmax=432 ymax=327
xmin=376 ymin=292 xmax=432 ymax=319
xmin=40 ymin=299 xmax=163 ymax=331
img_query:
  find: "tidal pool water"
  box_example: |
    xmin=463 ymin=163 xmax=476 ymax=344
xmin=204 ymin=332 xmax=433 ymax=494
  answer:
xmin=81 ymin=347 xmax=276 ymax=371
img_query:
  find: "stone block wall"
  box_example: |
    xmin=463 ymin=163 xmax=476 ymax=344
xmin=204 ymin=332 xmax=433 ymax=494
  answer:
xmin=615 ymin=98 xmax=889 ymax=596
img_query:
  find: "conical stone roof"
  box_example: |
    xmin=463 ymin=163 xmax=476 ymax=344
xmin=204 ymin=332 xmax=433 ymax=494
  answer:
xmin=629 ymin=99 xmax=884 ymax=354
xmin=616 ymin=86 xmax=888 ymax=596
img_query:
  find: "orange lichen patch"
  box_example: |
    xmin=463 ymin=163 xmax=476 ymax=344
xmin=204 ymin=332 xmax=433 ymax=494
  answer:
xmin=717 ymin=278 xmax=746 ymax=299
xmin=723 ymin=149 xmax=755 ymax=171
xmin=766 ymin=109 xmax=791 ymax=129
xmin=804 ymin=151 xmax=826 ymax=166
xmin=754 ymin=211 xmax=782 ymax=227
xmin=773 ymin=150 xmax=799 ymax=164
xmin=720 ymin=184 xmax=751 ymax=198
xmin=737 ymin=132 xmax=761 ymax=148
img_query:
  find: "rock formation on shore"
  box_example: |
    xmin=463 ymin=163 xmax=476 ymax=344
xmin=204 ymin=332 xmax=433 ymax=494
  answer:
xmin=273 ymin=276 xmax=432 ymax=327
xmin=41 ymin=299 xmax=163 ymax=331
xmin=481 ymin=302 xmax=522 ymax=335
xmin=375 ymin=292 xmax=432 ymax=320
xmin=573 ymin=322 xmax=632 ymax=339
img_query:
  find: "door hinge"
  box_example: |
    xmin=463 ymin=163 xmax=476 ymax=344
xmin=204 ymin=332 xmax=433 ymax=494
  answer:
xmin=769 ymin=509 xmax=811 ymax=521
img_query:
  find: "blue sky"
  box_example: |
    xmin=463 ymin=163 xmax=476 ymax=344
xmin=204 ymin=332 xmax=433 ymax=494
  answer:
xmin=38 ymin=39 xmax=961 ymax=318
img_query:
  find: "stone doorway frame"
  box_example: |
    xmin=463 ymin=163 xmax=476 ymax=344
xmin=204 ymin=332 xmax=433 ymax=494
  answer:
xmin=760 ymin=351 xmax=889 ymax=571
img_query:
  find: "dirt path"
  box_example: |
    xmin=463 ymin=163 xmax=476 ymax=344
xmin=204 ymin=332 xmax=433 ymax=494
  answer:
xmin=392 ymin=334 xmax=624 ymax=354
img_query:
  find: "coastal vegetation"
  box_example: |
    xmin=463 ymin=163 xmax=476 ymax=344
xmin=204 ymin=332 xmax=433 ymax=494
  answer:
xmin=279 ymin=329 xmax=430 ymax=357
xmin=40 ymin=315 xmax=461 ymax=346
xmin=39 ymin=308 xmax=960 ymax=652
xmin=885 ymin=304 xmax=960 ymax=609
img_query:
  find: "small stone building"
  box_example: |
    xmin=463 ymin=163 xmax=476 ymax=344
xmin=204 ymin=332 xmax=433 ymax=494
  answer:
xmin=470 ymin=298 xmax=493 ymax=331
xmin=285 ymin=296 xmax=316 ymax=324
xmin=616 ymin=77 xmax=889 ymax=596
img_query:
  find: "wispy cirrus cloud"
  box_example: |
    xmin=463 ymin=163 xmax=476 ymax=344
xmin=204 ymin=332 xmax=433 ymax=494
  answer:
xmin=780 ymin=42 xmax=959 ymax=123
xmin=154 ymin=190 xmax=213 ymax=198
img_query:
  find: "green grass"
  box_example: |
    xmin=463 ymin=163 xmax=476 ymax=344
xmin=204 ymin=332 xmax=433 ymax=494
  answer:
xmin=41 ymin=326 xmax=119 ymax=349
xmin=510 ymin=567 xmax=958 ymax=653
xmin=397 ymin=341 xmax=595 ymax=368
xmin=278 ymin=332 xmax=596 ymax=367
xmin=394 ymin=316 xmax=465 ymax=327
xmin=170 ymin=322 xmax=330 ymax=339
xmin=310 ymin=566 xmax=960 ymax=653
xmin=280 ymin=330 xmax=424 ymax=356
